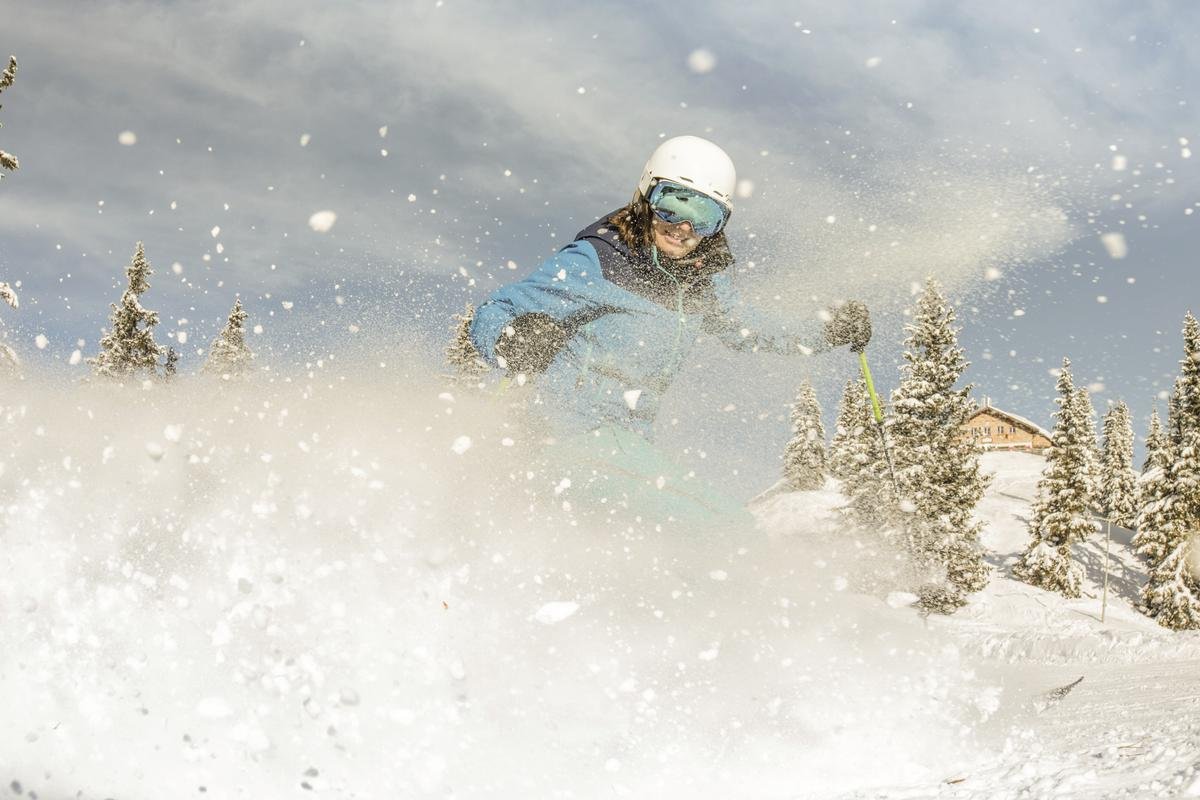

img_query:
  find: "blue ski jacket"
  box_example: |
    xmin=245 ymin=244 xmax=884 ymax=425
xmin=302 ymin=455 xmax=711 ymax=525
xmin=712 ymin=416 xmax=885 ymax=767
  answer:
xmin=470 ymin=213 xmax=828 ymax=437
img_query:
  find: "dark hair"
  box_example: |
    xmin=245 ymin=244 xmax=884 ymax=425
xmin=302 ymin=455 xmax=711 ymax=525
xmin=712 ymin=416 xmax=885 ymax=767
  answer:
xmin=605 ymin=193 xmax=735 ymax=276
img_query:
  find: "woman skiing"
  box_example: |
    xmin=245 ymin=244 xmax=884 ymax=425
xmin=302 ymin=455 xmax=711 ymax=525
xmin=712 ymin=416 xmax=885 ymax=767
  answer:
xmin=467 ymin=135 xmax=870 ymax=521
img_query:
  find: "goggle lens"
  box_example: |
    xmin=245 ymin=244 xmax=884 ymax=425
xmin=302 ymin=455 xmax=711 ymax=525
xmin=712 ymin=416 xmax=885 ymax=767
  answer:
xmin=648 ymin=181 xmax=729 ymax=237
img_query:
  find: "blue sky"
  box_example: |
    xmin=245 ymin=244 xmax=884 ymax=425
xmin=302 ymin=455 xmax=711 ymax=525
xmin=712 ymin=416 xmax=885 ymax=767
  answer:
xmin=2 ymin=0 xmax=1197 ymax=488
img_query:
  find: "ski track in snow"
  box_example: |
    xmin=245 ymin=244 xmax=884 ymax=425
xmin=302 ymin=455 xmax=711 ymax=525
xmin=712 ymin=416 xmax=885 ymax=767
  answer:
xmin=2 ymin=383 xmax=1200 ymax=798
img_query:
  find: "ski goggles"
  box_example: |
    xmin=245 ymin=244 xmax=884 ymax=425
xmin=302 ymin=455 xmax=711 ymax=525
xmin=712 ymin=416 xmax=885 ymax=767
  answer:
xmin=647 ymin=180 xmax=730 ymax=238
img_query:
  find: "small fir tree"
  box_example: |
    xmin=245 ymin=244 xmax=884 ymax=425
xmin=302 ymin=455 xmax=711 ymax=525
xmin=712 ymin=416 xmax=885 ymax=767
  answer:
xmin=829 ymin=378 xmax=897 ymax=528
xmin=90 ymin=242 xmax=168 ymax=380
xmin=203 ymin=298 xmax=253 ymax=378
xmin=1073 ymin=386 xmax=1101 ymax=509
xmin=163 ymin=347 xmax=180 ymax=380
xmin=445 ymin=302 xmax=488 ymax=386
xmin=1099 ymin=401 xmax=1138 ymax=528
xmin=1012 ymin=358 xmax=1097 ymax=598
xmin=1134 ymin=408 xmax=1176 ymax=563
xmin=1098 ymin=400 xmax=1137 ymax=621
xmin=783 ymin=380 xmax=826 ymax=490
xmin=888 ymin=277 xmax=990 ymax=610
xmin=0 ymin=55 xmax=18 ymax=369
xmin=0 ymin=56 xmax=18 ymax=177
xmin=1169 ymin=313 xmax=1200 ymax=522
xmin=1168 ymin=376 xmax=1186 ymax=449
xmin=1142 ymin=313 xmax=1200 ymax=629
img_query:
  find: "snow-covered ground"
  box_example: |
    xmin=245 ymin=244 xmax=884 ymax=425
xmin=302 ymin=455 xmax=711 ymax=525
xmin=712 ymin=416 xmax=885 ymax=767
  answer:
xmin=3 ymin=379 xmax=1200 ymax=799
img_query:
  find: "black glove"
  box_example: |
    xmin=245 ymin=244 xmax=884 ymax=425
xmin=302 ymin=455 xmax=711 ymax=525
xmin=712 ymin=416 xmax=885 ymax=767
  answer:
xmin=824 ymin=300 xmax=872 ymax=352
xmin=495 ymin=312 xmax=568 ymax=374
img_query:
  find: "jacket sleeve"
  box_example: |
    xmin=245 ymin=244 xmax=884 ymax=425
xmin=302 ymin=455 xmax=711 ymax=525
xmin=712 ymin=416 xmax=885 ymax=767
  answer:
xmin=469 ymin=241 xmax=602 ymax=366
xmin=701 ymin=273 xmax=830 ymax=356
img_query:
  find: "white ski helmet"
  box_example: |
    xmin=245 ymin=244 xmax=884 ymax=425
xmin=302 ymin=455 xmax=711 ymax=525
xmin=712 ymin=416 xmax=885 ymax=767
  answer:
xmin=636 ymin=135 xmax=736 ymax=211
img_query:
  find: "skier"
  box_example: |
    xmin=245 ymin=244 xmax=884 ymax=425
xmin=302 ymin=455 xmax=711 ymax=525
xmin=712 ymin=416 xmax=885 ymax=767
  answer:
xmin=468 ymin=135 xmax=871 ymax=521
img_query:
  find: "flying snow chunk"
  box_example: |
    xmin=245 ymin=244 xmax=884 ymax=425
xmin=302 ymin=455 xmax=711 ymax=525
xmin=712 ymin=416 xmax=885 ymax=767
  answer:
xmin=865 ymin=56 xmax=883 ymax=68
xmin=886 ymin=591 xmax=919 ymax=608
xmin=378 ymin=125 xmax=388 ymax=138
xmin=34 ymin=334 xmax=48 ymax=350
xmin=0 ymin=282 xmax=17 ymax=309
xmin=1111 ymin=154 xmax=1127 ymax=171
xmin=145 ymin=441 xmax=165 ymax=461
xmin=210 ymin=226 xmax=220 ymax=238
xmin=709 ymin=570 xmax=728 ymax=581
xmin=68 ymin=349 xmax=82 ymax=365
xmin=163 ymin=424 xmax=183 ymax=443
xmin=308 ymin=210 xmax=337 ymax=233
xmin=299 ymin=133 xmax=311 ymax=147
xmin=735 ymin=179 xmax=755 ymax=199
xmin=623 ymin=389 xmax=643 ymax=410
xmin=687 ymin=48 xmax=717 ymax=73
xmin=117 ymin=130 xmax=137 ymax=146
xmin=195 ymin=697 xmax=234 ymax=719
xmin=984 ymin=266 xmax=1002 ymax=281
xmin=1100 ymin=232 xmax=1128 ymax=259
xmin=534 ymin=601 xmax=579 ymax=625
xmin=451 ymin=435 xmax=472 ymax=455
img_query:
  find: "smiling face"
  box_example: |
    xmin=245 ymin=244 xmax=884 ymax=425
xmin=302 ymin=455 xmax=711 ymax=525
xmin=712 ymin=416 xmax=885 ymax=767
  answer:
xmin=651 ymin=215 xmax=702 ymax=259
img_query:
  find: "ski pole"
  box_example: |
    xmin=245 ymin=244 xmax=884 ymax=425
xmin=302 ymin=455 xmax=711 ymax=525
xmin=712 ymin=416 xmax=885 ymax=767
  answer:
xmin=857 ymin=349 xmax=900 ymax=495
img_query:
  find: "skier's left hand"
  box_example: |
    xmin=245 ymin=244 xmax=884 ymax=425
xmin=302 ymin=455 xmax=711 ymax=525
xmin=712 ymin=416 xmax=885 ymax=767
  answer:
xmin=824 ymin=300 xmax=872 ymax=352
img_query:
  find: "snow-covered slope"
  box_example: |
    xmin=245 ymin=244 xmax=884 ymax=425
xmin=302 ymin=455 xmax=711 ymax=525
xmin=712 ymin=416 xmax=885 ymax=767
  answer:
xmin=3 ymin=380 xmax=1200 ymax=799
xmin=754 ymin=451 xmax=1200 ymax=799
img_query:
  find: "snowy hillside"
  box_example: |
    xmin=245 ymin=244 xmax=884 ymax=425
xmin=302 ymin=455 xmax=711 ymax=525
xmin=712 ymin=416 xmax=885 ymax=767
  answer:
xmin=3 ymin=380 xmax=1200 ymax=799
xmin=757 ymin=450 xmax=1200 ymax=798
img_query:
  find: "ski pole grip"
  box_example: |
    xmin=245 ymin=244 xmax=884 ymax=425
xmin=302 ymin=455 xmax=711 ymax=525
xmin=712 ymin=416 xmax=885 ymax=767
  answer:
xmin=858 ymin=351 xmax=884 ymax=425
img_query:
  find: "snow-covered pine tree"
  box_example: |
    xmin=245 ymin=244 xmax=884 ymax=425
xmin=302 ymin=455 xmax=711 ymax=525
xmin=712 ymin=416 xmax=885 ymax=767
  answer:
xmin=0 ymin=55 xmax=19 ymax=370
xmin=1134 ymin=408 xmax=1176 ymax=564
xmin=1012 ymin=358 xmax=1097 ymax=598
xmin=1140 ymin=540 xmax=1200 ymax=630
xmin=828 ymin=379 xmax=863 ymax=483
xmin=1099 ymin=401 xmax=1138 ymax=528
xmin=783 ymin=379 xmax=826 ymax=490
xmin=1168 ymin=376 xmax=1186 ymax=449
xmin=445 ymin=302 xmax=488 ymax=387
xmin=888 ymin=276 xmax=990 ymax=611
xmin=1073 ymin=386 xmax=1101 ymax=510
xmin=90 ymin=242 xmax=168 ymax=380
xmin=0 ymin=56 xmax=18 ymax=177
xmin=829 ymin=378 xmax=896 ymax=528
xmin=163 ymin=347 xmax=179 ymax=380
xmin=1142 ymin=312 xmax=1200 ymax=629
xmin=202 ymin=298 xmax=253 ymax=379
xmin=1170 ymin=313 xmax=1200 ymax=519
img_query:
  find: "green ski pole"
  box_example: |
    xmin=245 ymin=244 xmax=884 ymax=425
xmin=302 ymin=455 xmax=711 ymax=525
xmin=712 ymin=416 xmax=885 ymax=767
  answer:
xmin=857 ymin=349 xmax=900 ymax=495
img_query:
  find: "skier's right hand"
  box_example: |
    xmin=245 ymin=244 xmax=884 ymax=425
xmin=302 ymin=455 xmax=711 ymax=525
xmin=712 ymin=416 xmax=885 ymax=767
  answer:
xmin=823 ymin=300 xmax=872 ymax=352
xmin=495 ymin=312 xmax=568 ymax=375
